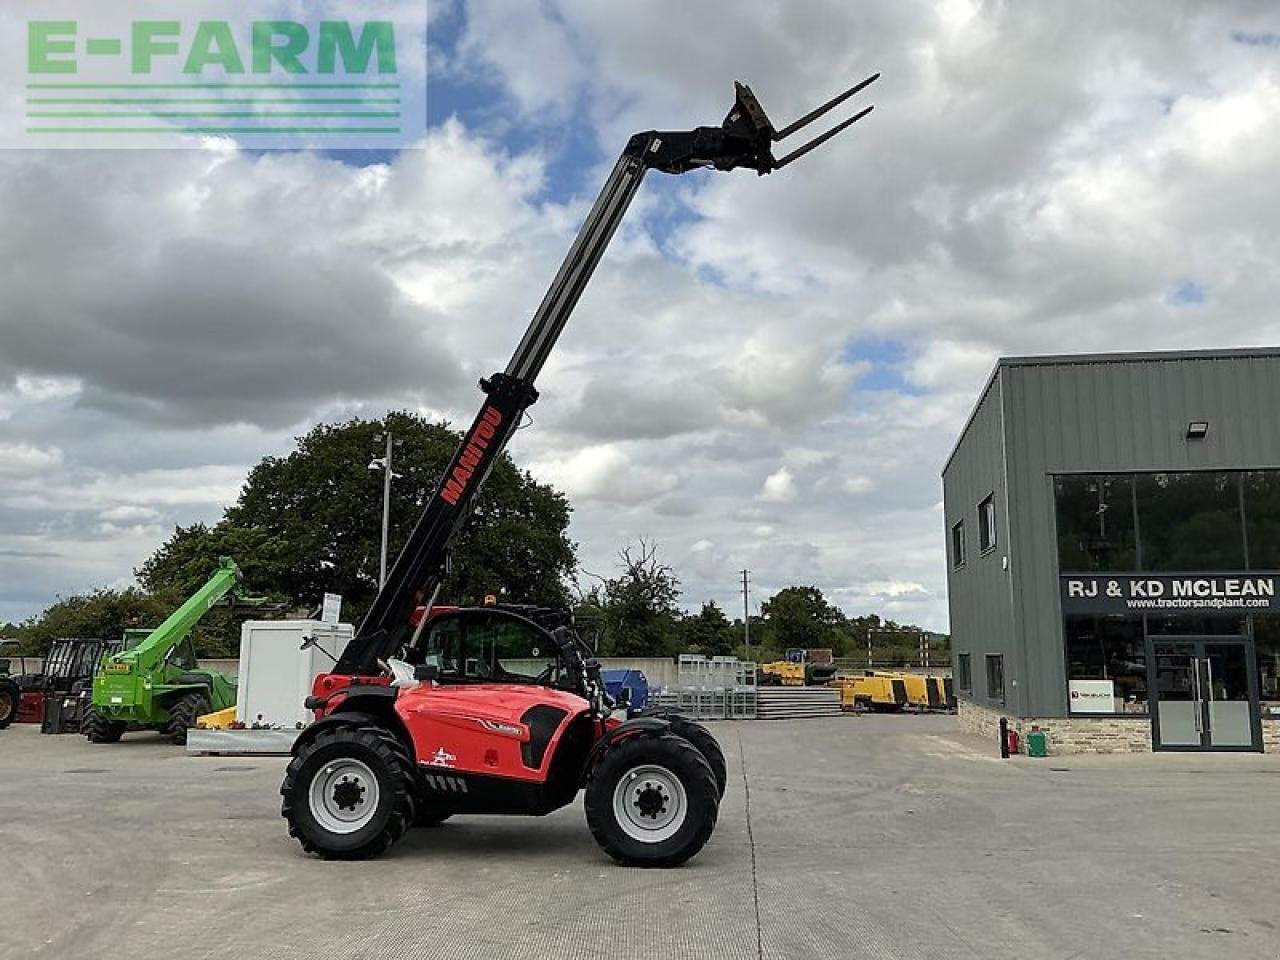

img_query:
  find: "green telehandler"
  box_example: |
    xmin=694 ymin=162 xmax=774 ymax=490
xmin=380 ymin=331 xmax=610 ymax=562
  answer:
xmin=84 ymin=558 xmax=245 ymax=745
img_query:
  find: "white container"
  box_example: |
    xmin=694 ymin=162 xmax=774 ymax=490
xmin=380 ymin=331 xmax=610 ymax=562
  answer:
xmin=235 ymin=620 xmax=353 ymax=728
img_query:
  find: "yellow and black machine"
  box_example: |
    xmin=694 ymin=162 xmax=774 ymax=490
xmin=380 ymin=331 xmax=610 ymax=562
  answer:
xmin=832 ymin=672 xmax=955 ymax=712
xmin=833 ymin=674 xmax=908 ymax=712
xmin=760 ymin=649 xmax=839 ymax=686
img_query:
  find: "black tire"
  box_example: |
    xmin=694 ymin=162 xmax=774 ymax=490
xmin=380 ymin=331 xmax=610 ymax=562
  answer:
xmin=585 ymin=733 xmax=718 ymax=868
xmin=82 ymin=707 xmax=126 ymax=743
xmin=165 ymin=692 xmax=211 ymax=746
xmin=0 ymin=679 xmax=17 ymax=729
xmin=660 ymin=717 xmax=727 ymax=800
xmin=280 ymin=723 xmax=417 ymax=860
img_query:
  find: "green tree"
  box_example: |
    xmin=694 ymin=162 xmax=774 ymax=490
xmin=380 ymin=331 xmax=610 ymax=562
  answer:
xmin=138 ymin=411 xmax=577 ymax=622
xmin=681 ymin=601 xmax=736 ymax=657
xmin=135 ymin=522 xmax=293 ymax=601
xmin=17 ymin=587 xmax=176 ymax=657
xmin=586 ymin=540 xmax=682 ymax=657
xmin=760 ymin=586 xmax=847 ymax=654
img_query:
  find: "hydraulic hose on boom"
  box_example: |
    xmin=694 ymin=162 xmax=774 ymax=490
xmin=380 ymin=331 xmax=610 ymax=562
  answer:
xmin=334 ymin=74 xmax=879 ymax=676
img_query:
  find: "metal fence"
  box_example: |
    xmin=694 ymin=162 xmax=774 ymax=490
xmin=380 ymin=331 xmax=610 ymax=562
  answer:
xmin=649 ymin=655 xmax=758 ymax=720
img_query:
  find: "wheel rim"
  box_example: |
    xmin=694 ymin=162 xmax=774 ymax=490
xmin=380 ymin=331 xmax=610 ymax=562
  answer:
xmin=308 ymin=758 xmax=381 ymax=835
xmin=611 ymin=763 xmax=687 ymax=844
xmin=0 ymin=691 xmax=12 ymax=721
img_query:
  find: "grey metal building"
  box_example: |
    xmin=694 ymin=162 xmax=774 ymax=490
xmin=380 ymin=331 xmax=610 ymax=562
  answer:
xmin=943 ymin=348 xmax=1280 ymax=753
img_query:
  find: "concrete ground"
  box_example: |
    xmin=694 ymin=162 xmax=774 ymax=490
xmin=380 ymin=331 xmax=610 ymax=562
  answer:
xmin=2 ymin=715 xmax=1279 ymax=960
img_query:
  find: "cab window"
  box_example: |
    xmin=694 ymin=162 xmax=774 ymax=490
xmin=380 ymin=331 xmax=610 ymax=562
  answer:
xmin=168 ymin=635 xmax=198 ymax=671
xmin=469 ymin=614 xmax=557 ymax=680
xmin=422 ymin=613 xmax=556 ymax=682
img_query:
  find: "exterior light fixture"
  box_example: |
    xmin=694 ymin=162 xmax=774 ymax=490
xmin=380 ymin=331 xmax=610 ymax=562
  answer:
xmin=1186 ymin=421 xmax=1209 ymax=440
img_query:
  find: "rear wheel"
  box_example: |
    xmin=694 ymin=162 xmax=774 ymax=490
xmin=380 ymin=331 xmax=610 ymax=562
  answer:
xmin=165 ymin=692 xmax=211 ymax=746
xmin=585 ymin=733 xmax=718 ymax=868
xmin=660 ymin=717 xmax=726 ymax=800
xmin=281 ymin=723 xmax=417 ymax=860
xmin=82 ymin=707 xmax=126 ymax=743
xmin=0 ymin=679 xmax=18 ymax=729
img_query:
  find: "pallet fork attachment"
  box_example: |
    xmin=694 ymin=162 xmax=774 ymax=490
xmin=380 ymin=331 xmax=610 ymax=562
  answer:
xmin=731 ymin=72 xmax=879 ymax=171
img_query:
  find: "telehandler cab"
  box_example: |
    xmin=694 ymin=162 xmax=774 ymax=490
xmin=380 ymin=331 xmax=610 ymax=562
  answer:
xmin=282 ymin=74 xmax=878 ymax=866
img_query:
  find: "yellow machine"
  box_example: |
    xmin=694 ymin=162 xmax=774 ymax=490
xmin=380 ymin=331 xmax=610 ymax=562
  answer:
xmin=761 ymin=659 xmax=839 ymax=687
xmin=931 ymin=676 xmax=955 ymax=710
xmin=833 ymin=674 xmax=908 ymax=712
xmin=896 ymin=673 xmax=932 ymax=710
xmin=871 ymin=671 xmax=955 ymax=711
xmin=761 ymin=661 xmax=806 ymax=686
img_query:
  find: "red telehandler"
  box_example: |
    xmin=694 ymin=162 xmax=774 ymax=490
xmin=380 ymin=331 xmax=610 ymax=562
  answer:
xmin=282 ymin=74 xmax=879 ymax=865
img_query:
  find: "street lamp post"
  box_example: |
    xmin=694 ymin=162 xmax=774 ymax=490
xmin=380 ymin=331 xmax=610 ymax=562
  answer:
xmin=369 ymin=431 xmax=400 ymax=589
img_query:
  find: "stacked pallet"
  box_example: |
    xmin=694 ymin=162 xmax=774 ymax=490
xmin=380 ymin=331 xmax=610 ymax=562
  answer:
xmin=755 ymin=686 xmax=843 ymax=720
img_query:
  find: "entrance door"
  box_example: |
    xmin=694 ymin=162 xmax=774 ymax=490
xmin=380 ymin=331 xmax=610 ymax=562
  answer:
xmin=1151 ymin=638 xmax=1260 ymax=751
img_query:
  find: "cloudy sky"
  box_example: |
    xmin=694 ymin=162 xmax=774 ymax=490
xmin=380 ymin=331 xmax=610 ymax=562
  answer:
xmin=1 ymin=0 xmax=1278 ymax=630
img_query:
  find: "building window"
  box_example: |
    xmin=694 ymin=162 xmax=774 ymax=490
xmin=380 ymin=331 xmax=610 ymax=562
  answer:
xmin=985 ymin=654 xmax=1005 ymax=704
xmin=1254 ymin=614 xmax=1280 ymax=718
xmin=956 ymin=653 xmax=972 ymax=693
xmin=1054 ymin=469 xmax=1280 ymax=574
xmin=978 ymin=495 xmax=997 ymax=553
xmin=1244 ymin=471 xmax=1280 ymax=570
xmin=1136 ymin=472 xmax=1245 ymax=572
xmin=1064 ymin=616 xmax=1147 ymax=715
xmin=1054 ymin=475 xmax=1137 ymax=572
xmin=951 ymin=520 xmax=966 ymax=568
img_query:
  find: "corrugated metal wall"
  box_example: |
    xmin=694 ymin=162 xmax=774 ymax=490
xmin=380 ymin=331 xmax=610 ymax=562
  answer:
xmin=998 ymin=352 xmax=1280 ymax=716
xmin=942 ymin=372 xmax=1021 ymax=713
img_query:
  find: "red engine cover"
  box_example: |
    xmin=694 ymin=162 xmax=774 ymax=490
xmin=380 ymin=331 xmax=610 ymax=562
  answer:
xmin=394 ymin=683 xmax=592 ymax=784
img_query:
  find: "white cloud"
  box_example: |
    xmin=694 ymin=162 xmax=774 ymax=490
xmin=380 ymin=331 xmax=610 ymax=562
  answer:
xmin=0 ymin=443 xmax=63 ymax=476
xmin=758 ymin=467 xmax=797 ymax=503
xmin=14 ymin=375 xmax=81 ymax=403
xmin=529 ymin=445 xmax=678 ymax=505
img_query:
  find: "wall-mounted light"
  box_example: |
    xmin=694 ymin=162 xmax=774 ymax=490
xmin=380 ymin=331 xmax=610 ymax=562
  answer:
xmin=1186 ymin=421 xmax=1209 ymax=440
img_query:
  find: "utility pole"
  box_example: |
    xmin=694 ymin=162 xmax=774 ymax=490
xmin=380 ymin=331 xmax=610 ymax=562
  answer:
xmin=741 ymin=569 xmax=751 ymax=651
xmin=370 ymin=431 xmax=398 ymax=589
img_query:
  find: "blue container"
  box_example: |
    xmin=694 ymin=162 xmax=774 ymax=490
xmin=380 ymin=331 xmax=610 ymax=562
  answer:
xmin=601 ymin=669 xmax=649 ymax=713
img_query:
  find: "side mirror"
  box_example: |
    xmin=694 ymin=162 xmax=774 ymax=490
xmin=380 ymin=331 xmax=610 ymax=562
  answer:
xmin=414 ymin=664 xmax=439 ymax=683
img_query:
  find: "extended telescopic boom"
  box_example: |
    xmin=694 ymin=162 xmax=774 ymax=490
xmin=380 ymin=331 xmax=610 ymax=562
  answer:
xmin=334 ymin=74 xmax=879 ymax=675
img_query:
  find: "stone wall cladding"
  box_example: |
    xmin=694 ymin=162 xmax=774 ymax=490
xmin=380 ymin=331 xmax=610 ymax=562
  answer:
xmin=1262 ymin=721 xmax=1280 ymax=751
xmin=958 ymin=698 xmax=1152 ymax=755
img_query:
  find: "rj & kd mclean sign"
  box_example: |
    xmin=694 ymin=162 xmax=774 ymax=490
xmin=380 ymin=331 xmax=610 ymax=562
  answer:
xmin=1060 ymin=574 xmax=1280 ymax=614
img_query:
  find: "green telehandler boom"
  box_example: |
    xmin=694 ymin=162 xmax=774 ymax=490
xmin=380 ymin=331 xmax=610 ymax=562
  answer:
xmin=84 ymin=558 xmax=244 ymax=745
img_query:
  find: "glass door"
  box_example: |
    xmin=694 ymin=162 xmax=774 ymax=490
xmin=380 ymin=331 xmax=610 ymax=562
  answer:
xmin=1203 ymin=643 xmax=1255 ymax=748
xmin=1150 ymin=638 xmax=1260 ymax=751
xmin=1151 ymin=641 xmax=1200 ymax=747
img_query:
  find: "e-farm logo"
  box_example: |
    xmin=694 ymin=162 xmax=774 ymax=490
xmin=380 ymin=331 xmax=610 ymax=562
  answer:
xmin=2 ymin=2 xmax=426 ymax=148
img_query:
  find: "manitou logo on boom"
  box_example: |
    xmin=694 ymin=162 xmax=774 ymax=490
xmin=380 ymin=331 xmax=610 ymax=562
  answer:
xmin=440 ymin=406 xmax=503 ymax=506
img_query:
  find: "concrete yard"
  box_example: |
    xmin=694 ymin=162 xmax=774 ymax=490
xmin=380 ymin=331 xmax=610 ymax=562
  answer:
xmin=2 ymin=715 xmax=1278 ymax=959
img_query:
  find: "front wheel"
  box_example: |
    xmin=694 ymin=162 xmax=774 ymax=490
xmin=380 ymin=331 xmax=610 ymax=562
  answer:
xmin=585 ymin=733 xmax=718 ymax=868
xmin=165 ymin=692 xmax=211 ymax=746
xmin=281 ymin=723 xmax=417 ymax=860
xmin=83 ymin=707 xmax=126 ymax=743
